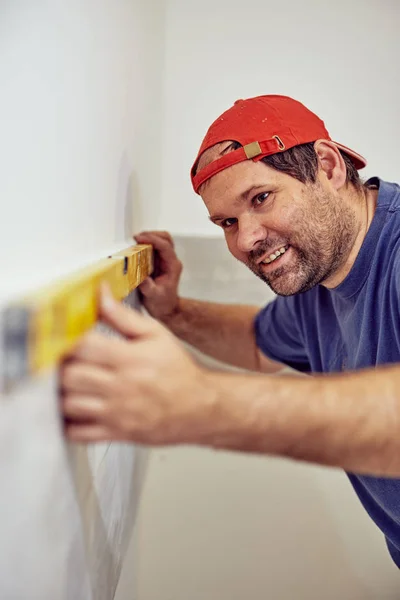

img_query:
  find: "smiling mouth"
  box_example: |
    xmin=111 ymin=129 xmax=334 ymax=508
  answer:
xmin=259 ymin=245 xmax=290 ymax=265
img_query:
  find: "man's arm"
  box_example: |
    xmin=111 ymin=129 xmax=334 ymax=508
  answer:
xmin=205 ymin=364 xmax=400 ymax=477
xmin=162 ymin=297 xmax=283 ymax=373
xmin=62 ymin=290 xmax=400 ymax=478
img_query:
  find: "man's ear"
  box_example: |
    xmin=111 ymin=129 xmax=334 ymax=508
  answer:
xmin=314 ymin=140 xmax=347 ymax=190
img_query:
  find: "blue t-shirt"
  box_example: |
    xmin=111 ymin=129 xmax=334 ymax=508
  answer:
xmin=254 ymin=177 xmax=400 ymax=567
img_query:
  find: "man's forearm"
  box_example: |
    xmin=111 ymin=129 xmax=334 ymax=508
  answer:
xmin=162 ymin=297 xmax=279 ymax=372
xmin=201 ymin=364 xmax=400 ymax=477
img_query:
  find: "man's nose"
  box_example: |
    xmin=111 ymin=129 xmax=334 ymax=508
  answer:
xmin=236 ymin=216 xmax=267 ymax=254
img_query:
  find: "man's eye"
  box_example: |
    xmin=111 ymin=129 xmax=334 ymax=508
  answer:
xmin=253 ymin=192 xmax=270 ymax=206
xmin=221 ymin=218 xmax=237 ymax=229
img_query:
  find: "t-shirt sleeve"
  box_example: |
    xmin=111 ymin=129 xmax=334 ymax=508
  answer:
xmin=254 ymin=296 xmax=311 ymax=373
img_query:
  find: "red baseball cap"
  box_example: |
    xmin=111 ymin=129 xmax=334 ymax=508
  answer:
xmin=190 ymin=94 xmax=367 ymax=194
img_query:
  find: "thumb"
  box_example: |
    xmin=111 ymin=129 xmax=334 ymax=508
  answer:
xmin=99 ymin=283 xmax=155 ymax=338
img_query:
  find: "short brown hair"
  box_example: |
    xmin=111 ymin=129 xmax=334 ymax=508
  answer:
xmin=262 ymin=142 xmax=363 ymax=189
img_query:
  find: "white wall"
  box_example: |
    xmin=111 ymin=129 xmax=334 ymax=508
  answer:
xmin=0 ymin=2 xmax=165 ymax=599
xmin=132 ymin=1 xmax=400 ymax=598
xmin=158 ymin=0 xmax=400 ymax=235
xmin=2 ymin=1 xmax=400 ymax=598
xmin=0 ymin=0 xmax=165 ymax=301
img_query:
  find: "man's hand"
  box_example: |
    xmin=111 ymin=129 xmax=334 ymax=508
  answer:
xmin=60 ymin=284 xmax=215 ymax=444
xmin=134 ymin=231 xmax=183 ymax=322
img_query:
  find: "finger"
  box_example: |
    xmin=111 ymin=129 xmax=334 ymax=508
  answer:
xmin=62 ymin=394 xmax=108 ymax=421
xmin=134 ymin=232 xmax=181 ymax=282
xmin=68 ymin=331 xmax=131 ymax=368
xmin=157 ymin=231 xmax=175 ymax=246
xmin=60 ymin=362 xmax=114 ymax=395
xmin=65 ymin=424 xmax=126 ymax=443
xmin=134 ymin=232 xmax=177 ymax=264
xmin=100 ymin=283 xmax=159 ymax=339
xmin=135 ymin=231 xmax=175 ymax=248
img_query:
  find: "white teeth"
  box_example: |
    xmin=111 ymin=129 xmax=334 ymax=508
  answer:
xmin=262 ymin=245 xmax=288 ymax=264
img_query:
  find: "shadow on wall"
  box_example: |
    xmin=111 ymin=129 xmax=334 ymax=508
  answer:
xmin=114 ymin=151 xmax=142 ymax=244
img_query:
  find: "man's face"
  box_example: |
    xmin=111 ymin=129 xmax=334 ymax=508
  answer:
xmin=201 ymin=158 xmax=357 ymax=296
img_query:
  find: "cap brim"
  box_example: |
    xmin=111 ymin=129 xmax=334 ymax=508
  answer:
xmin=333 ymin=142 xmax=367 ymax=170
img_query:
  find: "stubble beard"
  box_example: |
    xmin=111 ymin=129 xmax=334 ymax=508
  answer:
xmin=246 ymin=187 xmax=358 ymax=296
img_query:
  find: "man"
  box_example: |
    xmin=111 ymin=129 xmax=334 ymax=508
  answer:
xmin=61 ymin=95 xmax=400 ymax=567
